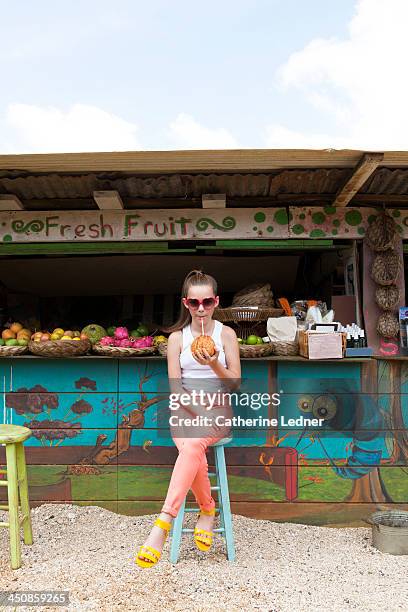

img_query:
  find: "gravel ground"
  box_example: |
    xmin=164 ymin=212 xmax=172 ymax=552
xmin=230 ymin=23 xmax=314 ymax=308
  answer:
xmin=1 ymin=504 xmax=407 ymax=612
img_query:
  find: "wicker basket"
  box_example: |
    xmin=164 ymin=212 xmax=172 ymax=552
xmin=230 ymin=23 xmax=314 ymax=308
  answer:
xmin=365 ymin=212 xmax=398 ymax=252
xmin=157 ymin=341 xmax=168 ymax=357
xmin=375 ymin=285 xmax=400 ymax=310
xmin=92 ymin=343 xmax=156 ymax=357
xmin=232 ymin=283 xmax=274 ymax=307
xmin=213 ymin=307 xmax=283 ymax=323
xmin=28 ymin=339 xmax=91 ymax=357
xmin=371 ymin=250 xmax=401 ymax=286
xmin=270 ymin=340 xmax=299 ymax=356
xmin=239 ymin=343 xmax=274 ymax=358
xmin=0 ymin=345 xmax=28 ymax=356
xmin=377 ymin=312 xmax=400 ymax=338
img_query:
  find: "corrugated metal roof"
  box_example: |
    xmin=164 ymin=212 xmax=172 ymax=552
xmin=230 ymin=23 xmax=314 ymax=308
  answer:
xmin=0 ymin=169 xmax=351 ymax=201
xmin=360 ymin=168 xmax=408 ymax=194
xmin=0 ymin=150 xmax=408 ymax=209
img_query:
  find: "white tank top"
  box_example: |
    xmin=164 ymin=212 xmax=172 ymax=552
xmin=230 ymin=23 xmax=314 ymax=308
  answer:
xmin=180 ymin=319 xmax=227 ymax=379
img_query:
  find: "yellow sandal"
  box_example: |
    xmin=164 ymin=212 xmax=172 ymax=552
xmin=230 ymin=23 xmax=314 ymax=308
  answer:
xmin=194 ymin=508 xmax=215 ymax=552
xmin=135 ymin=518 xmax=171 ymax=568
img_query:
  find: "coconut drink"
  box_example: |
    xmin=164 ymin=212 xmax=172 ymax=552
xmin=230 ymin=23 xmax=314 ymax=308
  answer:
xmin=191 ymin=319 xmax=216 ymax=358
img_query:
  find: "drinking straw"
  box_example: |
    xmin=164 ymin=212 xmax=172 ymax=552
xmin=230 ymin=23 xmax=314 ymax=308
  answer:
xmin=201 ymin=318 xmax=204 ymax=336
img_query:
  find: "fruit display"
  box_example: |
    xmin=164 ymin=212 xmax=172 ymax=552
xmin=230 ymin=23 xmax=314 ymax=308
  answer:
xmin=0 ymin=322 xmax=32 ymax=347
xmin=98 ymin=327 xmax=154 ymax=349
xmin=0 ymin=322 xmax=32 ymax=348
xmin=191 ymin=335 xmax=216 ymax=358
xmin=0 ymin=317 xmax=169 ymax=359
xmin=28 ymin=327 xmax=92 ymax=358
xmin=31 ymin=329 xmax=87 ymax=343
xmin=105 ymin=323 xmax=150 ymax=339
xmin=242 ymin=335 xmax=265 ymax=345
xmin=238 ymin=332 xmax=274 ymax=358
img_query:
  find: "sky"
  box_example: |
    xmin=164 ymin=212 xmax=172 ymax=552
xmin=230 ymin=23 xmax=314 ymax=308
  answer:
xmin=1 ymin=0 xmax=406 ymax=153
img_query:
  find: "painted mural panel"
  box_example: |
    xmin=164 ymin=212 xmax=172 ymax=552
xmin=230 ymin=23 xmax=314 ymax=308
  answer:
xmin=1 ymin=357 xmax=407 ymax=525
xmin=8 ymin=358 xmax=117 ymax=392
xmin=5 ymin=393 xmax=118 ymax=436
xmin=0 ymin=428 xmax=118 ymax=503
xmin=115 ymin=464 xmax=407 ymax=505
xmin=277 ymin=363 xmax=408 ymax=506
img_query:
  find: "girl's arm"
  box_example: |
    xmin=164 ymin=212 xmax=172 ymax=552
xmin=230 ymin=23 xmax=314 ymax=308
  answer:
xmin=209 ymin=325 xmax=241 ymax=390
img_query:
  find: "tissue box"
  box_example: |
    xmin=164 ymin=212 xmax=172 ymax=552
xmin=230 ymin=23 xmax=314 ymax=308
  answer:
xmin=299 ymin=330 xmax=346 ymax=360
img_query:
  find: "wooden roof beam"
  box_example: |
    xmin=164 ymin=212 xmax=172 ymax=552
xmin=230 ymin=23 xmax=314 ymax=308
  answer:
xmin=93 ymin=190 xmax=124 ymax=210
xmin=0 ymin=194 xmax=24 ymax=210
xmin=333 ymin=152 xmax=384 ymax=207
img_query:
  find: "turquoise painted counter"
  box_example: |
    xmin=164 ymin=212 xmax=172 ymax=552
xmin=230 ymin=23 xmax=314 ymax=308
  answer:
xmin=0 ymin=356 xmax=406 ymax=526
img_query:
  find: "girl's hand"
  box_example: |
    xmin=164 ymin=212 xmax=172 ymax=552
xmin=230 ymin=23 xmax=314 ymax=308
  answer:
xmin=193 ymin=347 xmax=219 ymax=366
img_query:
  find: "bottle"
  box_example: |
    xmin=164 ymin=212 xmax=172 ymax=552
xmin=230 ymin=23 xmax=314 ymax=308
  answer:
xmin=353 ymin=332 xmax=360 ymax=348
xmin=360 ymin=329 xmax=366 ymax=347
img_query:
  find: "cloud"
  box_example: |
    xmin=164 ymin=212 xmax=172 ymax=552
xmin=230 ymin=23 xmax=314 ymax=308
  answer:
xmin=2 ymin=105 xmax=240 ymax=153
xmin=4 ymin=103 xmax=141 ymax=153
xmin=265 ymin=125 xmax=350 ymax=150
xmin=167 ymin=113 xmax=239 ymax=149
xmin=266 ymin=0 xmax=408 ymax=150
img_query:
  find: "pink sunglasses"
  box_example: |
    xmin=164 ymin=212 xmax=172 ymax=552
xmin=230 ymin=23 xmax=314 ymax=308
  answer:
xmin=183 ymin=297 xmax=217 ymax=309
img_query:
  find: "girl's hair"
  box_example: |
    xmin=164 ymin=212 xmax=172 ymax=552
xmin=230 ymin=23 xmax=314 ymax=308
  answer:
xmin=162 ymin=269 xmax=218 ymax=333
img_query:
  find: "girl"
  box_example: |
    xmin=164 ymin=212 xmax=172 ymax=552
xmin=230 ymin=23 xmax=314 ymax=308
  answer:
xmin=136 ymin=270 xmax=241 ymax=567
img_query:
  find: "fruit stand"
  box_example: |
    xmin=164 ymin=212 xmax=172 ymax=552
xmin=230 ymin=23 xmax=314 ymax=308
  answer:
xmin=0 ymin=148 xmax=407 ymax=527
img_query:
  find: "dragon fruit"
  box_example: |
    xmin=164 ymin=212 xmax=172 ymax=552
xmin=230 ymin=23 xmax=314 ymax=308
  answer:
xmin=100 ymin=336 xmax=113 ymax=346
xmin=114 ymin=327 xmax=128 ymax=340
xmin=119 ymin=339 xmax=131 ymax=347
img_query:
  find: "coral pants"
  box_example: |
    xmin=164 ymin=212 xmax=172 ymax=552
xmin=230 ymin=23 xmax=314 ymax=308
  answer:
xmin=161 ymin=406 xmax=232 ymax=518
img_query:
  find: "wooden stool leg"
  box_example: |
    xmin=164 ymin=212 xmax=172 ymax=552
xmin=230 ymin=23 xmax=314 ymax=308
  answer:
xmin=5 ymin=443 xmax=21 ymax=570
xmin=16 ymin=443 xmax=33 ymax=546
xmin=170 ymin=498 xmax=185 ymax=564
xmin=215 ymin=445 xmax=235 ymax=561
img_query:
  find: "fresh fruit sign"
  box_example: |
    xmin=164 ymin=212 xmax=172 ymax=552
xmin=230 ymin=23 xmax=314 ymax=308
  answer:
xmin=2 ymin=207 xmax=407 ymax=242
xmin=0 ymin=209 xmax=290 ymax=242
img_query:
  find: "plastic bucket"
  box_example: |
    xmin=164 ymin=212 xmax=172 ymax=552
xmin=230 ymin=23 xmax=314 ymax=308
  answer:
xmin=366 ymin=511 xmax=408 ymax=555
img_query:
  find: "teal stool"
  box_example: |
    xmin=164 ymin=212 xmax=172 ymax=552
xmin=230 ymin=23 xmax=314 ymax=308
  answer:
xmin=170 ymin=436 xmax=235 ymax=563
xmin=0 ymin=425 xmax=33 ymax=569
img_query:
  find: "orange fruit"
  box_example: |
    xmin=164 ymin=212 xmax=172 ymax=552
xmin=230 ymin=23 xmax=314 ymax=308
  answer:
xmin=9 ymin=322 xmax=23 ymax=334
xmin=2 ymin=329 xmax=15 ymax=340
